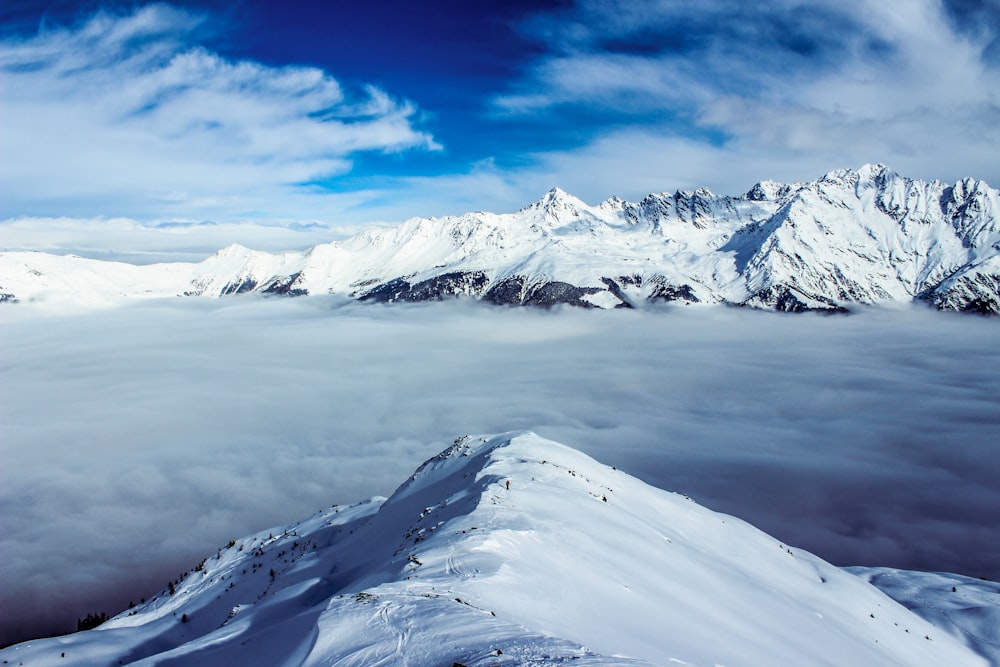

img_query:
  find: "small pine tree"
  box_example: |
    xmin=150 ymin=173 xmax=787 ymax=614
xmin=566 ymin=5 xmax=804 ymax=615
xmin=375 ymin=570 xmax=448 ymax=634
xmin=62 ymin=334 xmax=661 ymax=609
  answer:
xmin=76 ymin=611 xmax=108 ymax=631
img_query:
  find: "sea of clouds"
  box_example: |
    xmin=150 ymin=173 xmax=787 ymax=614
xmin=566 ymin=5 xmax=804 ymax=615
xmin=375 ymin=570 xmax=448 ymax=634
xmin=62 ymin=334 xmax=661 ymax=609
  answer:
xmin=1 ymin=298 xmax=998 ymax=645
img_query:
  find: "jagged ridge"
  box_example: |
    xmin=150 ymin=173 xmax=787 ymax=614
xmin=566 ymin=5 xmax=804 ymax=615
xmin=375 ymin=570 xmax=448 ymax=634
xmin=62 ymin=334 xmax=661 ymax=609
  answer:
xmin=2 ymin=164 xmax=997 ymax=313
xmin=0 ymin=432 xmax=988 ymax=666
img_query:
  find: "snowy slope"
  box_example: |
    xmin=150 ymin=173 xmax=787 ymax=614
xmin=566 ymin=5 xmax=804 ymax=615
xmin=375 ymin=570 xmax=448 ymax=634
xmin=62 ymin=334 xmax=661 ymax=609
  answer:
xmin=849 ymin=567 xmax=1000 ymax=665
xmin=1 ymin=164 xmax=998 ymax=312
xmin=1 ymin=433 xmax=987 ymax=666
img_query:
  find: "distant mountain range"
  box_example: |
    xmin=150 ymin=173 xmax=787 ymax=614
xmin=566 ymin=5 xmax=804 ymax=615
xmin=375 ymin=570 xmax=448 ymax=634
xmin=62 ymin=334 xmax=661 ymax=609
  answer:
xmin=3 ymin=432 xmax=994 ymax=665
xmin=2 ymin=164 xmax=998 ymax=312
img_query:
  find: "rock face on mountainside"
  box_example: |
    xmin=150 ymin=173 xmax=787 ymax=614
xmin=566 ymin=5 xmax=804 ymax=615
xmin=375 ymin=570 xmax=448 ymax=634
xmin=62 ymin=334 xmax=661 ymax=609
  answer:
xmin=1 ymin=432 xmax=989 ymax=666
xmin=2 ymin=164 xmax=998 ymax=312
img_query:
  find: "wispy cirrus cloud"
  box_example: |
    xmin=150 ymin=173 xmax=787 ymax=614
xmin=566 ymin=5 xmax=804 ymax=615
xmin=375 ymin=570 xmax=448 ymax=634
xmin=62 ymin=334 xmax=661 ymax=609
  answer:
xmin=285 ymin=0 xmax=1000 ymax=223
xmin=2 ymin=1 xmax=999 ymax=246
xmin=0 ymin=4 xmax=437 ymax=222
xmin=487 ymin=0 xmax=1000 ymax=197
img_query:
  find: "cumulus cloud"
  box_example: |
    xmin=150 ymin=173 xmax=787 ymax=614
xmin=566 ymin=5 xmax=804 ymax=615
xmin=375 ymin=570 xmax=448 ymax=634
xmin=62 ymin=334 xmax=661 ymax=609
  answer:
xmin=493 ymin=0 xmax=1000 ymax=191
xmin=0 ymin=5 xmax=437 ymax=222
xmin=2 ymin=1 xmax=997 ymax=231
xmin=298 ymin=0 xmax=1000 ymax=220
xmin=2 ymin=300 xmax=998 ymax=645
xmin=333 ymin=128 xmax=869 ymax=223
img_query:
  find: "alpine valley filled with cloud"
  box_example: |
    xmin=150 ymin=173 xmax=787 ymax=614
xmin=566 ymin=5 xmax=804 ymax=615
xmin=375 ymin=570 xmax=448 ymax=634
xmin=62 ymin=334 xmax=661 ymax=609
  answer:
xmin=2 ymin=1 xmax=1000 ymax=666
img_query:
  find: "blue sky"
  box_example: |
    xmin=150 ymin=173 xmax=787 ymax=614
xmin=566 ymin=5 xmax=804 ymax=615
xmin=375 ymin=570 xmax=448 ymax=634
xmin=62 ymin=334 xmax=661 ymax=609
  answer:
xmin=1 ymin=0 xmax=999 ymax=242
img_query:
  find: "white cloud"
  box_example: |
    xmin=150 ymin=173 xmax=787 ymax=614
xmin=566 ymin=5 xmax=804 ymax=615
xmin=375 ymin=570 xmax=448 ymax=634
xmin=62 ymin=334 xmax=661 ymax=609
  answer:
xmin=0 ymin=215 xmax=357 ymax=263
xmin=333 ymin=128 xmax=867 ymax=222
xmin=491 ymin=0 xmax=1000 ymax=190
xmin=0 ymin=5 xmax=437 ymax=222
xmin=316 ymin=0 xmax=999 ymax=225
xmin=2 ymin=300 xmax=999 ymax=644
xmin=493 ymin=52 xmax=714 ymax=115
xmin=2 ymin=1 xmax=999 ymax=254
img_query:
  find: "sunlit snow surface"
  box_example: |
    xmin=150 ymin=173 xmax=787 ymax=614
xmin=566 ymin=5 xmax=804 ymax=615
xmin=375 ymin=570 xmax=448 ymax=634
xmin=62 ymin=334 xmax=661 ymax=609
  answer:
xmin=849 ymin=567 xmax=1000 ymax=664
xmin=0 ymin=433 xmax=989 ymax=666
xmin=1 ymin=299 xmax=998 ymax=648
xmin=2 ymin=165 xmax=998 ymax=312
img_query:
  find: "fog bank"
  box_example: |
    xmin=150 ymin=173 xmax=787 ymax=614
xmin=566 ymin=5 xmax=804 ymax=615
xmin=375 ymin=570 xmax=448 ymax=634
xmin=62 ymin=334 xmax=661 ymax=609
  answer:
xmin=1 ymin=299 xmax=997 ymax=646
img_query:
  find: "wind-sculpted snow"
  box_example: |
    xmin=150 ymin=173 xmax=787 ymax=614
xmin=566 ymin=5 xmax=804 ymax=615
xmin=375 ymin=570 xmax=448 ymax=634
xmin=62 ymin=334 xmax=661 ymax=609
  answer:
xmin=0 ymin=433 xmax=989 ymax=666
xmin=1 ymin=164 xmax=997 ymax=312
xmin=849 ymin=567 xmax=1000 ymax=665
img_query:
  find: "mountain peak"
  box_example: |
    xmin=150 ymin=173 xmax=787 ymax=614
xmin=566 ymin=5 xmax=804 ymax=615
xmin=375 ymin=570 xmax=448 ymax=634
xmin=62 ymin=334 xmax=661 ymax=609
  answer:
xmin=215 ymin=242 xmax=252 ymax=256
xmin=821 ymin=163 xmax=895 ymax=187
xmin=745 ymin=180 xmax=795 ymax=201
xmin=5 ymin=431 xmax=987 ymax=666
xmin=857 ymin=162 xmax=891 ymax=177
xmin=387 ymin=431 xmax=526 ymax=503
xmin=2 ymin=165 xmax=997 ymax=313
xmin=521 ymin=186 xmax=589 ymax=214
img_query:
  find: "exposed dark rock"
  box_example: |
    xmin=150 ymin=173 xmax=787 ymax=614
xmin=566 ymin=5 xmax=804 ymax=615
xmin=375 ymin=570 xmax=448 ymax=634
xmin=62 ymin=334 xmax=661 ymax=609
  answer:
xmin=960 ymin=298 xmax=999 ymax=315
xmin=774 ymin=288 xmax=811 ymax=313
xmin=359 ymin=277 xmax=414 ymax=303
xmin=745 ymin=183 xmax=770 ymax=201
xmin=617 ymin=274 xmax=643 ymax=287
xmin=600 ymin=277 xmax=634 ymax=308
xmin=648 ymin=281 xmax=698 ymax=304
xmin=482 ymin=275 xmax=605 ymax=308
xmin=917 ymin=265 xmax=999 ymax=315
xmin=482 ymin=276 xmax=528 ymax=305
xmin=220 ymin=277 xmax=258 ymax=296
xmin=360 ymin=272 xmax=489 ymax=303
xmin=409 ymin=272 xmax=489 ymax=301
xmin=8 ymin=166 xmax=997 ymax=314
xmin=752 ymin=285 xmax=849 ymax=314
xmin=261 ymin=272 xmax=308 ymax=297
xmin=609 ymin=274 xmax=697 ymax=304
xmin=523 ymin=281 xmax=603 ymax=309
xmin=350 ymin=278 xmax=381 ymax=290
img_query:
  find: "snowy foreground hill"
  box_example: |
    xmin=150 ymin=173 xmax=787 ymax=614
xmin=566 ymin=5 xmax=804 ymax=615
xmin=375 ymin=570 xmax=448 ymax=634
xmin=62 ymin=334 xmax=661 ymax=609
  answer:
xmin=2 ymin=164 xmax=998 ymax=313
xmin=3 ymin=433 xmax=995 ymax=666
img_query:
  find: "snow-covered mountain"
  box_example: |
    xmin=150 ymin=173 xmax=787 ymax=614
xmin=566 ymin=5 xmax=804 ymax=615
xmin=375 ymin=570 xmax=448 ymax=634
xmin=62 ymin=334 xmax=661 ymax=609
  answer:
xmin=2 ymin=164 xmax=998 ymax=312
xmin=2 ymin=432 xmax=992 ymax=666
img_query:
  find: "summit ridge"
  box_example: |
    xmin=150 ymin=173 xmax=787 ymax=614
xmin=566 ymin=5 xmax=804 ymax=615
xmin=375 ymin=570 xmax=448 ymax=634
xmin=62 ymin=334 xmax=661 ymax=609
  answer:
xmin=2 ymin=165 xmax=998 ymax=313
xmin=2 ymin=432 xmax=990 ymax=666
